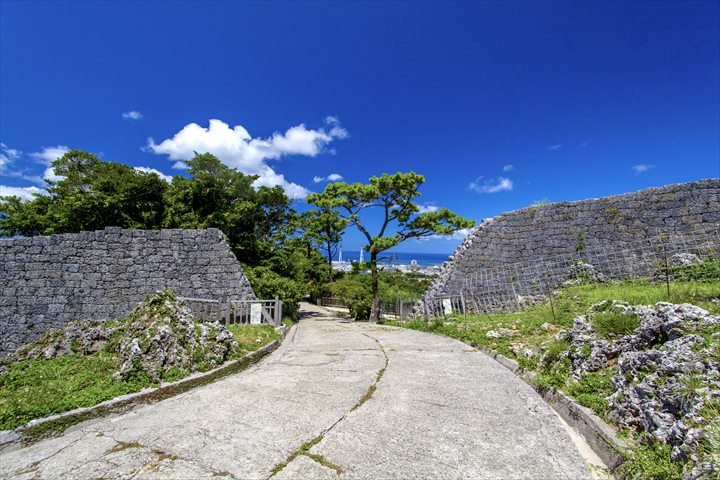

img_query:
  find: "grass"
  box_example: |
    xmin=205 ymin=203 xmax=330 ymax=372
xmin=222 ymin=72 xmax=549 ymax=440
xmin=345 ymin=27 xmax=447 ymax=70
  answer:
xmin=0 ymin=322 xmax=280 ymax=431
xmin=0 ymin=352 xmax=153 ymax=430
xmin=226 ymin=324 xmax=280 ymax=353
xmin=591 ymin=311 xmax=641 ymax=338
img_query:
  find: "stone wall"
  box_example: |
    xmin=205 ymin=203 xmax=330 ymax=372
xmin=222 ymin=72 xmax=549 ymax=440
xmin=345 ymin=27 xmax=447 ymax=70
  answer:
xmin=425 ymin=179 xmax=720 ymax=304
xmin=0 ymin=227 xmax=256 ymax=357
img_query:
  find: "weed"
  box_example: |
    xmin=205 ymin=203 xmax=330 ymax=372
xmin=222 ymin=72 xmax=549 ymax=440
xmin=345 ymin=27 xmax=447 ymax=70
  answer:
xmin=618 ymin=440 xmax=683 ymax=480
xmin=567 ymin=372 xmax=613 ymax=416
xmin=591 ymin=311 xmax=640 ymax=338
xmin=226 ymin=324 xmax=279 ymax=353
xmin=603 ymin=207 xmax=622 ymax=222
xmin=0 ymin=352 xmax=152 ymax=430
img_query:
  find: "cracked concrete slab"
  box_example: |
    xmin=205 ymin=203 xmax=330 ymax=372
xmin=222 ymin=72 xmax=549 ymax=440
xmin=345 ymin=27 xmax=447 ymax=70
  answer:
xmin=273 ymin=454 xmax=338 ymax=480
xmin=0 ymin=303 xmax=594 ymax=479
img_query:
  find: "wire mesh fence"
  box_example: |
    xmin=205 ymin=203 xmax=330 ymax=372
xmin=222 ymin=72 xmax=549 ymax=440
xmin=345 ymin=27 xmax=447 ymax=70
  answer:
xmin=420 ymin=227 xmax=720 ymax=320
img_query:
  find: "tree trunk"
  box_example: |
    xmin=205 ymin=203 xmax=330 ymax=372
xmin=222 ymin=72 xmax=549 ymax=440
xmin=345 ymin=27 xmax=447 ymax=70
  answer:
xmin=370 ymin=251 xmax=380 ymax=322
xmin=326 ymin=242 xmax=333 ymax=282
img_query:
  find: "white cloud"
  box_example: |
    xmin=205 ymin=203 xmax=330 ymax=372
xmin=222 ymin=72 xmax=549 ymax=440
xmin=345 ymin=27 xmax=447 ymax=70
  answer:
xmin=0 ymin=143 xmax=21 ymax=174
xmin=417 ymin=204 xmax=439 ymax=214
xmin=30 ymin=145 xmax=70 ymax=165
xmin=252 ymin=166 xmax=310 ymax=199
xmin=147 ymin=118 xmax=348 ymax=200
xmin=502 ymin=164 xmax=514 ymax=172
xmin=313 ymin=173 xmax=344 ymax=183
xmin=632 ymin=164 xmax=654 ymax=174
xmin=468 ymin=176 xmax=513 ymax=194
xmin=134 ymin=166 xmax=173 ymax=183
xmin=428 ymin=226 xmax=474 ymax=241
xmin=452 ymin=227 xmax=473 ymax=239
xmin=122 ymin=111 xmax=143 ymax=120
xmin=0 ymin=185 xmax=47 ymax=201
xmin=43 ymin=166 xmax=64 ymax=182
xmin=172 ymin=161 xmax=189 ymax=170
xmin=546 ymin=144 xmax=562 ymax=150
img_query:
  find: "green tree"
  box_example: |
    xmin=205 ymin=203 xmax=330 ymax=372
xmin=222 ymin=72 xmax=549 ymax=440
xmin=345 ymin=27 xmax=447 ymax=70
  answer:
xmin=301 ymin=207 xmax=348 ymax=280
xmin=162 ymin=152 xmax=295 ymax=266
xmin=0 ymin=150 xmax=168 ymax=236
xmin=307 ymin=172 xmax=474 ymax=322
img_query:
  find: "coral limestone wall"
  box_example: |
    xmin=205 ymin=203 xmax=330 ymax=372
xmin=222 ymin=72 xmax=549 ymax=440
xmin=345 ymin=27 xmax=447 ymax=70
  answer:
xmin=0 ymin=227 xmax=255 ymax=357
xmin=425 ymin=179 xmax=719 ymax=304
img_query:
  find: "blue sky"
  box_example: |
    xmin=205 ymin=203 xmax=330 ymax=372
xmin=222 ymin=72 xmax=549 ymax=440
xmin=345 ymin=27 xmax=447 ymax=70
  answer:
xmin=1 ymin=1 xmax=718 ymax=253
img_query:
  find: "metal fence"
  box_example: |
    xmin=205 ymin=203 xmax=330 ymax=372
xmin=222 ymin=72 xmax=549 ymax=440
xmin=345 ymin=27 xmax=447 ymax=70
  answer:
xmin=421 ymin=227 xmax=720 ymax=319
xmin=178 ymin=297 xmax=283 ymax=326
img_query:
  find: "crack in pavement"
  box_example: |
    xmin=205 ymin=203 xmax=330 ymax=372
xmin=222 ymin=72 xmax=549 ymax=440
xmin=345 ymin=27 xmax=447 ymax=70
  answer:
xmin=266 ymin=327 xmax=390 ymax=479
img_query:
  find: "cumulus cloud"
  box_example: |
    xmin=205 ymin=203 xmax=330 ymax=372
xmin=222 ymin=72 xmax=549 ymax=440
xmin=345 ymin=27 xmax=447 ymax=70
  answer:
xmin=502 ymin=164 xmax=514 ymax=172
xmin=417 ymin=204 xmax=439 ymax=214
xmin=172 ymin=161 xmax=189 ymax=170
xmin=147 ymin=118 xmax=348 ymax=200
xmin=0 ymin=185 xmax=47 ymax=201
xmin=546 ymin=144 xmax=562 ymax=150
xmin=29 ymin=145 xmax=70 ymax=183
xmin=134 ymin=166 xmax=173 ymax=183
xmin=313 ymin=173 xmax=344 ymax=183
xmin=122 ymin=111 xmax=143 ymax=120
xmin=30 ymin=145 xmax=70 ymax=165
xmin=468 ymin=176 xmax=513 ymax=194
xmin=632 ymin=164 xmax=654 ymax=174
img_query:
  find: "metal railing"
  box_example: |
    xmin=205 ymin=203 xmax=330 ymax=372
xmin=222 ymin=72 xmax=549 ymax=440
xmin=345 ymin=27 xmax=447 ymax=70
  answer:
xmin=178 ymin=296 xmax=283 ymax=326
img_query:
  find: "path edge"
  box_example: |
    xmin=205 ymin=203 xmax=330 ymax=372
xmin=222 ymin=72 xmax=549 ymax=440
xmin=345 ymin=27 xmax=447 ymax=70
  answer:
xmin=384 ymin=324 xmax=629 ymax=476
xmin=0 ymin=323 xmax=296 ymax=450
xmin=472 ymin=344 xmax=628 ymax=473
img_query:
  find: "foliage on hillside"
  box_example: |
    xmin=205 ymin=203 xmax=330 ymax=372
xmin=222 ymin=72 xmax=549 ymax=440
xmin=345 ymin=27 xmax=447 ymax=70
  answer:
xmin=326 ymin=270 xmax=433 ymax=320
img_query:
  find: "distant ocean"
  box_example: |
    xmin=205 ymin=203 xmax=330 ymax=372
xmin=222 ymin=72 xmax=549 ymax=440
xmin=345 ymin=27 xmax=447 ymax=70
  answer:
xmin=335 ymin=251 xmax=450 ymax=267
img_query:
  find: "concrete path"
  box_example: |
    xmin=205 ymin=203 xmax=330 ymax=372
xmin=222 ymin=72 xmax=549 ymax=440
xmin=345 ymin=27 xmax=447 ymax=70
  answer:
xmin=0 ymin=303 xmax=593 ymax=479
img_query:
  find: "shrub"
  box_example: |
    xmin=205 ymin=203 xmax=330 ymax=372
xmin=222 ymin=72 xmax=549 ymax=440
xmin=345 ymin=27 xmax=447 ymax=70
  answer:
xmin=244 ymin=266 xmax=306 ymax=319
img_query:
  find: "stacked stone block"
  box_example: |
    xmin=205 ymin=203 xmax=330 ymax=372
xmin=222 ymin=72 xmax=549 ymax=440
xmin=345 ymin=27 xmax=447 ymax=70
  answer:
xmin=425 ymin=179 xmax=720 ymax=303
xmin=0 ymin=227 xmax=256 ymax=357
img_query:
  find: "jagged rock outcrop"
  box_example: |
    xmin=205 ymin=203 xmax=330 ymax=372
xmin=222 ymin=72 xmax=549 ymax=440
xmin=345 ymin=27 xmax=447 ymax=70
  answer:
xmin=3 ymin=290 xmax=240 ymax=382
xmin=560 ymin=301 xmax=720 ymax=478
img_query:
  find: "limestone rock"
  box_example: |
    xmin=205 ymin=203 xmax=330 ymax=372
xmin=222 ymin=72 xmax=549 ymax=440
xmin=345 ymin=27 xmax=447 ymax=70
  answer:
xmin=562 ymin=301 xmax=720 ymax=477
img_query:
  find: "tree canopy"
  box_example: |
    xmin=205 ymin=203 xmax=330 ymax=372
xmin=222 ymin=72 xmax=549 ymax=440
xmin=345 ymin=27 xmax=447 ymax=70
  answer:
xmin=0 ymin=151 xmax=324 ymax=317
xmin=307 ymin=172 xmax=474 ymax=321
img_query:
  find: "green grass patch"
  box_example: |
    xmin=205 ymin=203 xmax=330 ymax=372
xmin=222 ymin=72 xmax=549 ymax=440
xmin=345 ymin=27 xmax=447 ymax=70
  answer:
xmin=0 ymin=352 xmax=153 ymax=430
xmin=566 ymin=371 xmax=613 ymax=416
xmin=618 ymin=441 xmax=684 ymax=480
xmin=0 ymin=323 xmax=279 ymax=432
xmin=226 ymin=324 xmax=279 ymax=353
xmin=591 ymin=311 xmax=641 ymax=338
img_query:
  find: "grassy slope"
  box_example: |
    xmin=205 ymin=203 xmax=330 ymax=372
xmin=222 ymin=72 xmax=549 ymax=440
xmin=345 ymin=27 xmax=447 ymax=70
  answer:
xmin=389 ymin=278 xmax=720 ymax=479
xmin=0 ymin=324 xmax=278 ymax=430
